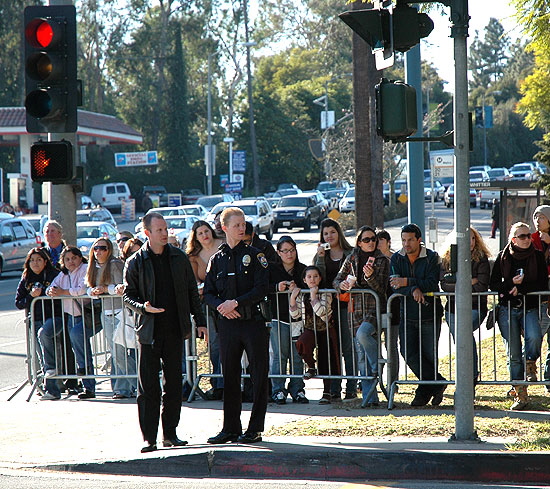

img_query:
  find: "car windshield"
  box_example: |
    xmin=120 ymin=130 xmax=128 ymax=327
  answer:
xmin=513 ymin=164 xmax=532 ymax=171
xmin=279 ymin=197 xmax=308 ymax=207
xmin=488 ymin=169 xmax=504 ymax=177
xmin=182 ymin=207 xmax=199 ymax=215
xmin=236 ymin=205 xmax=258 ymax=216
xmin=156 ymin=208 xmax=180 ymax=216
xmin=198 ymin=196 xmax=222 ymax=207
xmin=317 ymin=182 xmax=336 ymax=192
xmin=469 ymin=172 xmax=484 ymax=179
xmin=166 ymin=217 xmax=192 ymax=229
xmin=77 ymin=226 xmax=101 ymax=239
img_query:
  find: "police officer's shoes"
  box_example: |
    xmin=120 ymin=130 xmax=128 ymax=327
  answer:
xmin=163 ymin=437 xmax=188 ymax=447
xmin=141 ymin=443 xmax=157 ymax=453
xmin=207 ymin=432 xmax=240 ymax=444
xmin=238 ymin=431 xmax=262 ymax=443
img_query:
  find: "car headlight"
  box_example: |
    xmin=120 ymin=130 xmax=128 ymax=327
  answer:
xmin=297 ymin=211 xmax=305 ymax=217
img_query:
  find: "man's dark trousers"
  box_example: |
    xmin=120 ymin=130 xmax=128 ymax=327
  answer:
xmin=137 ymin=334 xmax=183 ymax=444
xmin=218 ymin=318 xmax=270 ymax=434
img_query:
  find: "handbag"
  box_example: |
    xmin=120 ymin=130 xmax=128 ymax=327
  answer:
xmin=484 ymin=305 xmax=499 ymax=330
xmin=79 ymin=299 xmax=103 ymax=332
xmin=114 ymin=310 xmax=136 ymax=347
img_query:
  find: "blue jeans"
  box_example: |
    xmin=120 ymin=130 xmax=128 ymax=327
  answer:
xmin=36 ymin=317 xmax=63 ymax=397
xmin=446 ymin=310 xmax=481 ymax=380
xmin=68 ymin=315 xmax=96 ymax=392
xmin=270 ymin=320 xmax=305 ymax=398
xmin=331 ymin=303 xmax=357 ymax=396
xmin=498 ymin=306 xmax=542 ymax=381
xmin=355 ymin=321 xmax=379 ymax=403
xmin=399 ymin=317 xmax=445 ymax=398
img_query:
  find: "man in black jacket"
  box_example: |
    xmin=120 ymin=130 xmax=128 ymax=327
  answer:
xmin=124 ymin=212 xmax=206 ymax=453
xmin=204 ymin=207 xmax=270 ymax=444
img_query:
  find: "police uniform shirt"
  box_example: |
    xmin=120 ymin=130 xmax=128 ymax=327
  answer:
xmin=203 ymin=240 xmax=269 ymax=316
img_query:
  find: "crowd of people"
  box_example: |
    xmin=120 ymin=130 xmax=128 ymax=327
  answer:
xmin=15 ymin=204 xmax=550 ymax=451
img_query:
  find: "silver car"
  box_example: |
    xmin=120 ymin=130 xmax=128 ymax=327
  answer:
xmin=0 ymin=217 xmax=40 ymax=276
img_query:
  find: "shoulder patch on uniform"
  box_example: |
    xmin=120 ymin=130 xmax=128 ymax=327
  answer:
xmin=257 ymin=253 xmax=268 ymax=269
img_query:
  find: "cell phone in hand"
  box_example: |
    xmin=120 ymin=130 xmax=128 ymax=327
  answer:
xmin=367 ymin=256 xmax=375 ymax=267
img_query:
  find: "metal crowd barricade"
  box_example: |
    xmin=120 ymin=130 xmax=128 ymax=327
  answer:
xmin=385 ymin=290 xmax=550 ymax=409
xmin=188 ymin=288 xmax=387 ymax=407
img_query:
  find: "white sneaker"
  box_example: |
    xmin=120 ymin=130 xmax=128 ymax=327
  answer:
xmin=272 ymin=391 xmax=286 ymax=405
xmin=40 ymin=392 xmax=61 ymax=401
xmin=44 ymin=369 xmax=57 ymax=378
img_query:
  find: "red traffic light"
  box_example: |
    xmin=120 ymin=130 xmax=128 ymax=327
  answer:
xmin=25 ymin=18 xmax=61 ymax=49
xmin=30 ymin=140 xmax=74 ymax=183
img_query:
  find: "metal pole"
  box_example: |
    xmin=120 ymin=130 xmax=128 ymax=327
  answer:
xmin=451 ymin=0 xmax=477 ymax=442
xmin=207 ymin=52 xmax=214 ymax=195
xmin=483 ymin=94 xmax=487 ymax=168
xmin=224 ymin=137 xmax=234 ymax=182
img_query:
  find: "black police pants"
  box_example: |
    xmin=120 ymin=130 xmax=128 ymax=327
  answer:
xmin=137 ymin=334 xmax=183 ymax=444
xmin=217 ymin=318 xmax=270 ymax=434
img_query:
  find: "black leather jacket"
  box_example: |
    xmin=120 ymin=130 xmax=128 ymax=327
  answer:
xmin=123 ymin=243 xmax=206 ymax=344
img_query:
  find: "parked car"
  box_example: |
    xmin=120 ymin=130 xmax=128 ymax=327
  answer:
xmin=316 ymin=180 xmax=350 ymax=197
xmin=195 ymin=194 xmax=234 ymax=211
xmin=487 ymin=167 xmax=512 ymax=181
xmin=534 ymin=161 xmax=548 ymax=175
xmin=134 ymin=206 xmax=187 ymax=234
xmin=438 ymin=176 xmax=454 ymax=190
xmin=205 ymin=202 xmax=235 ymax=226
xmin=469 ymin=165 xmax=491 ymax=173
xmin=477 ymin=188 xmax=500 ymax=209
xmin=510 ymin=162 xmax=536 ymax=180
xmin=266 ymin=197 xmax=281 ymax=208
xmin=273 ymin=188 xmax=302 ymax=198
xmin=444 ymin=184 xmax=477 ymax=208
xmin=76 ymin=208 xmax=117 ymax=228
xmin=469 ymin=170 xmax=490 ymax=183
xmin=302 ymin=190 xmax=329 ymax=222
xmin=0 ymin=217 xmax=40 ymax=276
xmin=233 ymin=199 xmax=275 ymax=240
xmin=339 ymin=187 xmax=355 ymax=213
xmin=423 ymin=179 xmax=445 ymax=201
xmin=21 ymin=214 xmax=48 ymax=242
xmin=273 ymin=195 xmax=323 ymax=232
xmin=383 ymin=181 xmax=408 ymax=205
xmin=139 ymin=185 xmax=168 ymax=209
xmin=81 ymin=195 xmax=94 ymax=209
xmin=277 ymin=183 xmax=300 ymax=191
xmin=77 ymin=221 xmax=119 ymax=256
xmin=324 ymin=188 xmax=346 ymax=209
xmin=90 ymin=182 xmax=131 ymax=212
xmin=164 ymin=215 xmax=200 ymax=246
xmin=178 ymin=204 xmax=208 ymax=218
xmin=181 ymin=188 xmax=204 ymax=205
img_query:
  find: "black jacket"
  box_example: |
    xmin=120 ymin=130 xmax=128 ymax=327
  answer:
xmin=204 ymin=240 xmax=269 ymax=320
xmin=268 ymin=261 xmax=306 ymax=323
xmin=15 ymin=268 xmax=61 ymax=322
xmin=123 ymin=243 xmax=206 ymax=344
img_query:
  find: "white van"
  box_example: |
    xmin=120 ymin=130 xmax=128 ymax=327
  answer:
xmin=90 ymin=182 xmax=131 ymax=212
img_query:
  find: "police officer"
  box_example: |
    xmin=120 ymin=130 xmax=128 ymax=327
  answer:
xmin=204 ymin=207 xmax=270 ymax=444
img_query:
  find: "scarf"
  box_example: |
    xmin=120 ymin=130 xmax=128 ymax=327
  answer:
xmin=500 ymin=242 xmax=537 ymax=279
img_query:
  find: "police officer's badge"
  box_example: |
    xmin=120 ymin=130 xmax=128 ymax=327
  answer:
xmin=242 ymin=254 xmax=251 ymax=267
xmin=257 ymin=253 xmax=268 ymax=268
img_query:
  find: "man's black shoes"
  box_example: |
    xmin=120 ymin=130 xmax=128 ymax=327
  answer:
xmin=207 ymin=431 xmax=240 ymax=444
xmin=141 ymin=443 xmax=157 ymax=453
xmin=237 ymin=431 xmax=262 ymax=443
xmin=163 ymin=437 xmax=188 ymax=447
xmin=410 ymin=392 xmax=430 ymax=407
xmin=431 ymin=385 xmax=447 ymax=406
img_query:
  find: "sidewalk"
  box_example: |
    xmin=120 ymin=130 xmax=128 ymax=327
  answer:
xmin=1 ymin=382 xmax=549 ymax=482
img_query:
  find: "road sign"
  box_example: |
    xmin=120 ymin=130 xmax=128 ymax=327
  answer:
xmin=430 ymin=149 xmax=454 ymax=178
xmin=115 ymin=151 xmax=158 ymax=167
xmin=167 ymin=193 xmax=182 ymax=206
xmin=220 ymin=174 xmax=229 ymax=186
xmin=225 ymin=182 xmax=242 ymax=193
xmin=232 ymin=150 xmax=246 ymax=172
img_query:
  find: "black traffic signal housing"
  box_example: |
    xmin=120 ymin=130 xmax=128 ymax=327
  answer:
xmin=375 ymin=78 xmax=418 ymax=141
xmin=30 ymin=140 xmax=74 ymax=183
xmin=24 ymin=5 xmax=78 ymax=133
xmin=392 ymin=4 xmax=434 ymax=53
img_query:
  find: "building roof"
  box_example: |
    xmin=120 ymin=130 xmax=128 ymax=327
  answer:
xmin=0 ymin=107 xmax=143 ymax=146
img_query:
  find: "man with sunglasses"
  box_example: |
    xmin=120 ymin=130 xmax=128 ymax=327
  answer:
xmin=390 ymin=223 xmax=446 ymax=407
xmin=123 ymin=212 xmax=207 ymax=453
xmin=116 ymin=230 xmax=133 ymax=256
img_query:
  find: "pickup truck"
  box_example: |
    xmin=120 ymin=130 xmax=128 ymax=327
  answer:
xmin=476 ymin=188 xmax=499 ymax=209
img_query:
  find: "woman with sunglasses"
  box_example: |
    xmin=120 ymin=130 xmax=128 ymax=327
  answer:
xmin=84 ymin=237 xmax=127 ymax=399
xmin=334 ymin=226 xmax=390 ymax=407
xmin=269 ymin=236 xmax=308 ymax=404
xmin=47 ymin=247 xmax=89 ymax=398
xmin=186 ymin=220 xmax=224 ymax=399
xmin=15 ymin=248 xmax=62 ymax=400
xmin=490 ymin=222 xmax=547 ymax=410
xmin=313 ymin=218 xmax=355 ymax=401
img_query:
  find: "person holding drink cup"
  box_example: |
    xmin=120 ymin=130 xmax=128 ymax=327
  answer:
xmin=490 ymin=221 xmax=547 ymax=410
xmin=334 ymin=226 xmax=390 ymax=406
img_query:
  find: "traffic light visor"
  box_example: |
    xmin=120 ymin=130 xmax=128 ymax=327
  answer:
xmin=339 ymin=9 xmax=391 ymax=51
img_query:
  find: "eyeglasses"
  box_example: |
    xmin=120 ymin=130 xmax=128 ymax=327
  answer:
xmin=360 ymin=236 xmax=376 ymax=243
xmin=93 ymin=245 xmax=108 ymax=251
xmin=117 ymin=237 xmax=129 ymax=244
xmin=279 ymin=248 xmax=296 ymax=254
xmin=514 ymin=233 xmax=532 ymax=240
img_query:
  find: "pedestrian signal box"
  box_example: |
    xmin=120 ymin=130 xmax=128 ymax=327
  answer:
xmin=31 ymin=140 xmax=74 ymax=183
xmin=375 ymin=78 xmax=418 ymax=141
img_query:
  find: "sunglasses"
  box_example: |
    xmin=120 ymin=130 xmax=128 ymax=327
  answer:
xmin=279 ymin=248 xmax=296 ymax=254
xmin=360 ymin=236 xmax=376 ymax=243
xmin=117 ymin=237 xmax=129 ymax=244
xmin=93 ymin=245 xmax=108 ymax=251
xmin=514 ymin=233 xmax=532 ymax=240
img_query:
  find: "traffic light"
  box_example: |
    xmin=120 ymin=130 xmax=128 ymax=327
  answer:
xmin=24 ymin=5 xmax=78 ymax=133
xmin=30 ymin=140 xmax=74 ymax=183
xmin=339 ymin=3 xmax=434 ymax=69
xmin=375 ymin=78 xmax=417 ymax=141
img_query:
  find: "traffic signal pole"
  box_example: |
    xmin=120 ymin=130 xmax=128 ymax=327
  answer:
xmin=450 ymin=0 xmax=476 ymax=443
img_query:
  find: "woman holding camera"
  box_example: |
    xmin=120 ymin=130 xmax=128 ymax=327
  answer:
xmin=490 ymin=222 xmax=547 ymax=410
xmin=334 ymin=226 xmax=390 ymax=407
xmin=313 ymin=218 xmax=355 ymax=401
xmin=269 ymin=236 xmax=308 ymax=404
xmin=15 ymin=248 xmax=62 ymax=400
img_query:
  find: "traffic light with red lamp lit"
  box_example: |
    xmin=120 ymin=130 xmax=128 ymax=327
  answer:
xmin=24 ymin=5 xmax=78 ymax=133
xmin=30 ymin=140 xmax=74 ymax=183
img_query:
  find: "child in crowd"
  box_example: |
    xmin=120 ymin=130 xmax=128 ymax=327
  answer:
xmin=290 ymin=266 xmax=340 ymax=404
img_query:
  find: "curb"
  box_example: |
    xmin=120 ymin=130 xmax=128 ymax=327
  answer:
xmin=36 ymin=448 xmax=550 ymax=483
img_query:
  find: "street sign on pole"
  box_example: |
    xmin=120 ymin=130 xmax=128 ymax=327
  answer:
xmin=232 ymin=150 xmax=246 ymax=173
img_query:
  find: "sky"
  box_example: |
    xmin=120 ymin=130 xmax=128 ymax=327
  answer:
xmin=420 ymin=1 xmax=520 ymax=91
